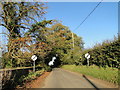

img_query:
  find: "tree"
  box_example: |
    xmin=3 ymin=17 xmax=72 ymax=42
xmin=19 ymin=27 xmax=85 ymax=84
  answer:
xmin=0 ymin=2 xmax=47 ymax=67
xmin=25 ymin=20 xmax=53 ymax=68
xmin=27 ymin=21 xmax=84 ymax=67
xmin=0 ymin=2 xmax=46 ymax=39
xmin=2 ymin=37 xmax=32 ymax=67
xmin=44 ymin=23 xmax=84 ymax=65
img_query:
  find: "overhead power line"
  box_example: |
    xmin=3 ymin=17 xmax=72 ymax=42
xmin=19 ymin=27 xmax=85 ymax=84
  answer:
xmin=74 ymin=0 xmax=103 ymax=31
xmin=71 ymin=0 xmax=103 ymax=50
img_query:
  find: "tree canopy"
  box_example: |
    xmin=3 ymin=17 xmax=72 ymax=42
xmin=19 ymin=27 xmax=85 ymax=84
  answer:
xmin=0 ymin=2 xmax=84 ymax=69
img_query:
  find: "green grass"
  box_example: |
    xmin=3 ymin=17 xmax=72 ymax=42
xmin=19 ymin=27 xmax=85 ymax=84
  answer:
xmin=61 ymin=65 xmax=118 ymax=84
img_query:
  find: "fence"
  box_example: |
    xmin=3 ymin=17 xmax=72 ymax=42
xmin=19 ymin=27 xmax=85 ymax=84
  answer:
xmin=0 ymin=66 xmax=42 ymax=90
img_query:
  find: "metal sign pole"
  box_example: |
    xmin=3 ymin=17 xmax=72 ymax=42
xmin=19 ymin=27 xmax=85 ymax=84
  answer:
xmin=87 ymin=59 xmax=89 ymax=66
xmin=31 ymin=55 xmax=37 ymax=72
xmin=85 ymin=53 xmax=90 ymax=66
xmin=33 ymin=61 xmax=35 ymax=72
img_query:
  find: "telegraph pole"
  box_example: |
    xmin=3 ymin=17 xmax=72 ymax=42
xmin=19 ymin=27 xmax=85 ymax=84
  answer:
xmin=71 ymin=32 xmax=74 ymax=60
xmin=72 ymin=32 xmax=74 ymax=49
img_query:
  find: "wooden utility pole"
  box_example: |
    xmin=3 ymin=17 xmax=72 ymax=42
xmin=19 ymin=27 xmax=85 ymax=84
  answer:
xmin=72 ymin=32 xmax=74 ymax=49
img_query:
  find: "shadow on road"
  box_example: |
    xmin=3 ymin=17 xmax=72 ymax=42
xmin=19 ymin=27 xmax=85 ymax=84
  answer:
xmin=82 ymin=75 xmax=99 ymax=90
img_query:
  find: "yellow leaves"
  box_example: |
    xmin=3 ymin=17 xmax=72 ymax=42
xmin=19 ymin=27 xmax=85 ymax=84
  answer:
xmin=62 ymin=37 xmax=66 ymax=40
xmin=56 ymin=32 xmax=60 ymax=36
xmin=59 ymin=30 xmax=65 ymax=33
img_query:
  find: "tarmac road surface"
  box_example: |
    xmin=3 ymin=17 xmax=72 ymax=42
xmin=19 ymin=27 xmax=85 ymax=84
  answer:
xmin=42 ymin=68 xmax=109 ymax=89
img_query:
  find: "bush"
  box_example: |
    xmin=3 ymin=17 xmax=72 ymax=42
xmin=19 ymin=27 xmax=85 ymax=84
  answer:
xmin=80 ymin=38 xmax=120 ymax=68
xmin=44 ymin=65 xmax=52 ymax=72
xmin=23 ymin=69 xmax=44 ymax=81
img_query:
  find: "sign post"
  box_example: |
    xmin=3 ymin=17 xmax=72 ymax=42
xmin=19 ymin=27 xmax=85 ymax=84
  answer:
xmin=85 ymin=53 xmax=90 ymax=66
xmin=31 ymin=55 xmax=37 ymax=72
xmin=33 ymin=60 xmax=35 ymax=72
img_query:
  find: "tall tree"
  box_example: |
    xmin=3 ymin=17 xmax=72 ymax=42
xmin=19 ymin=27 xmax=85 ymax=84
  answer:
xmin=47 ymin=23 xmax=84 ymax=65
xmin=0 ymin=2 xmax=47 ymax=67
xmin=0 ymin=2 xmax=46 ymax=39
xmin=28 ymin=21 xmax=84 ymax=66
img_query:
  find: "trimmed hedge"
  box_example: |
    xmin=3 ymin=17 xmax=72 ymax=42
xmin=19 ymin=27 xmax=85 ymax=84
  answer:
xmin=80 ymin=38 xmax=120 ymax=68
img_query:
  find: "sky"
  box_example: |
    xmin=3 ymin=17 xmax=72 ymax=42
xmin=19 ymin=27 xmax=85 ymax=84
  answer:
xmin=0 ymin=2 xmax=118 ymax=49
xmin=45 ymin=2 xmax=118 ymax=49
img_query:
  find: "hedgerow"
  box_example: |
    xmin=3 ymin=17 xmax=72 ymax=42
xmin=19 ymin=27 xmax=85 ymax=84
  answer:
xmin=80 ymin=37 xmax=120 ymax=68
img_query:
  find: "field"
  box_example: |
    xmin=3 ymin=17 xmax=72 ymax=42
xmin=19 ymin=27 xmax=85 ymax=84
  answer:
xmin=61 ymin=65 xmax=118 ymax=84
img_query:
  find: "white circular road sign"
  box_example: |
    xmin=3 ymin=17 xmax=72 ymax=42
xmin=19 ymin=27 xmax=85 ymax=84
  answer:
xmin=31 ymin=55 xmax=37 ymax=61
xmin=85 ymin=53 xmax=90 ymax=59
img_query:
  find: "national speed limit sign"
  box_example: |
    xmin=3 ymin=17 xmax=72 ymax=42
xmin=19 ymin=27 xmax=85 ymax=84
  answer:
xmin=85 ymin=53 xmax=90 ymax=59
xmin=31 ymin=55 xmax=37 ymax=61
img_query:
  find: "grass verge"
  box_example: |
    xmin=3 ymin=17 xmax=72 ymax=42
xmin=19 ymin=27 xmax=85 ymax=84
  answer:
xmin=61 ymin=65 xmax=118 ymax=84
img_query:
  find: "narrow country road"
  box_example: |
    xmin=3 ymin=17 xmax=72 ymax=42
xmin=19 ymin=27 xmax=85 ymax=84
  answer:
xmin=42 ymin=68 xmax=106 ymax=89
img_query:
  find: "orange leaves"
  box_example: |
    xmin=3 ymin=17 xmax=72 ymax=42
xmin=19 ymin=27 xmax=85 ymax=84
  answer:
xmin=11 ymin=37 xmax=31 ymax=43
xmin=59 ymin=30 xmax=65 ymax=33
xmin=37 ymin=42 xmax=46 ymax=46
xmin=32 ymin=7 xmax=39 ymax=10
xmin=9 ymin=37 xmax=32 ymax=51
xmin=41 ymin=42 xmax=45 ymax=45
xmin=32 ymin=42 xmax=48 ymax=50
xmin=62 ymin=37 xmax=66 ymax=40
xmin=31 ymin=41 xmax=52 ymax=58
